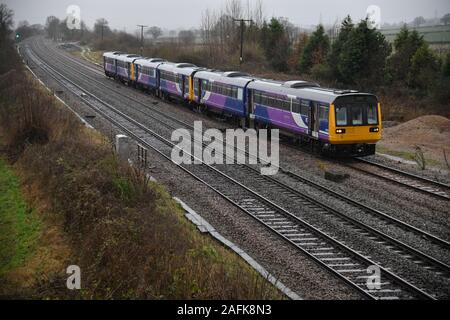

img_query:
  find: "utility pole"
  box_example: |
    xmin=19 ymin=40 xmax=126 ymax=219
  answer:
xmin=98 ymin=22 xmax=107 ymax=41
xmin=233 ymin=18 xmax=252 ymax=65
xmin=137 ymin=24 xmax=148 ymax=56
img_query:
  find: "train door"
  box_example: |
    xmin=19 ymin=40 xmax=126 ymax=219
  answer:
xmin=180 ymin=75 xmax=185 ymax=97
xmin=197 ymin=79 xmax=202 ymax=103
xmin=246 ymin=89 xmax=254 ymax=128
xmin=135 ymin=64 xmax=139 ymax=82
xmin=310 ymin=102 xmax=319 ymax=139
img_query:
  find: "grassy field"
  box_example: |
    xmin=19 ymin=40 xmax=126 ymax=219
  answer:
xmin=0 ymin=158 xmax=41 ymax=278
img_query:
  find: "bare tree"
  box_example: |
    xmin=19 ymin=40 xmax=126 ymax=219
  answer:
xmin=0 ymin=4 xmax=14 ymax=39
xmin=252 ymin=0 xmax=265 ymax=27
xmin=412 ymin=16 xmax=426 ymax=27
xmin=45 ymin=16 xmax=60 ymax=40
xmin=441 ymin=13 xmax=450 ymax=25
xmin=147 ymin=26 xmax=162 ymax=40
xmin=94 ymin=18 xmax=110 ymax=40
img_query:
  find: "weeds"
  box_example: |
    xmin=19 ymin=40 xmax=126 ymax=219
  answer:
xmin=444 ymin=149 xmax=450 ymax=171
xmin=414 ymin=145 xmax=426 ymax=170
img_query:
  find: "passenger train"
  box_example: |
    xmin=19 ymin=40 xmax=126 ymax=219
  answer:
xmin=103 ymin=51 xmax=382 ymax=156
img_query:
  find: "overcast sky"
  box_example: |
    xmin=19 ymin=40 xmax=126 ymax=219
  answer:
xmin=4 ymin=0 xmax=450 ymax=31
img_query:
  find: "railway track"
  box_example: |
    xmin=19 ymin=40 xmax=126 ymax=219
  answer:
xmin=350 ymin=158 xmax=450 ymax=201
xmin=45 ymin=39 xmax=450 ymax=203
xmin=22 ymin=38 xmax=450 ymax=299
xmin=47 ymin=39 xmax=450 ymax=201
xmin=36 ymin=38 xmax=450 ymax=256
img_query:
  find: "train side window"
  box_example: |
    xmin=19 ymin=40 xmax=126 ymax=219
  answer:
xmin=367 ymin=105 xmax=378 ymax=124
xmin=292 ymin=100 xmax=301 ymax=113
xmin=351 ymin=106 xmax=363 ymax=125
xmin=300 ymin=101 xmax=309 ymax=116
xmin=254 ymin=92 xmax=261 ymax=104
xmin=336 ymin=106 xmax=347 ymax=126
xmin=319 ymin=105 xmax=329 ymax=121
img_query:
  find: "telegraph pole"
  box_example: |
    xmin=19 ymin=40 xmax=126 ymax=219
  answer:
xmin=137 ymin=24 xmax=148 ymax=56
xmin=233 ymin=18 xmax=252 ymax=65
xmin=100 ymin=22 xmax=106 ymax=41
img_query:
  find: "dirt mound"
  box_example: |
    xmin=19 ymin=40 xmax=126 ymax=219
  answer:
xmin=382 ymin=115 xmax=450 ymax=148
xmin=379 ymin=115 xmax=450 ymax=167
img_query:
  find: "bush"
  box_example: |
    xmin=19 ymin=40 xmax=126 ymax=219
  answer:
xmin=311 ymin=63 xmax=333 ymax=82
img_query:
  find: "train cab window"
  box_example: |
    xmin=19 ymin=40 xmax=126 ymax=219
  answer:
xmin=367 ymin=105 xmax=378 ymax=124
xmin=351 ymin=106 xmax=363 ymax=125
xmin=336 ymin=106 xmax=347 ymax=126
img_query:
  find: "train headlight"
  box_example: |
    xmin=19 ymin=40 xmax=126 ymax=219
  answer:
xmin=336 ymin=129 xmax=346 ymax=134
xmin=369 ymin=127 xmax=379 ymax=133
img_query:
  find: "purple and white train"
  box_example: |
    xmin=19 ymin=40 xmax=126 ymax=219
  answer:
xmin=103 ymin=51 xmax=382 ymax=156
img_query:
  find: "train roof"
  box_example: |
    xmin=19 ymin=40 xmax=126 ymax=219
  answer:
xmin=158 ymin=62 xmax=202 ymax=76
xmin=114 ymin=53 xmax=142 ymax=63
xmin=134 ymin=57 xmax=166 ymax=68
xmin=194 ymin=70 xmax=254 ymax=87
xmin=103 ymin=51 xmax=124 ymax=59
xmin=248 ymin=79 xmax=375 ymax=104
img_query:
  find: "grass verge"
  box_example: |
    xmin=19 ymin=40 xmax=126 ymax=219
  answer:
xmin=0 ymin=40 xmax=284 ymax=299
xmin=0 ymin=158 xmax=41 ymax=278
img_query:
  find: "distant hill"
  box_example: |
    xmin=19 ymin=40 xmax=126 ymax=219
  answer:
xmin=380 ymin=25 xmax=450 ymax=45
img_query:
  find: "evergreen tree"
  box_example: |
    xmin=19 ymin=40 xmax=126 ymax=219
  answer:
xmin=328 ymin=15 xmax=353 ymax=82
xmin=261 ymin=18 xmax=290 ymax=71
xmin=408 ymin=43 xmax=440 ymax=94
xmin=388 ymin=25 xmax=426 ymax=83
xmin=335 ymin=19 xmax=391 ymax=88
xmin=444 ymin=52 xmax=450 ymax=77
xmin=299 ymin=24 xmax=330 ymax=73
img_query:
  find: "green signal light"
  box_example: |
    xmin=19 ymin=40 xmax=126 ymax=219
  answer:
xmin=16 ymin=34 xmax=20 ymax=39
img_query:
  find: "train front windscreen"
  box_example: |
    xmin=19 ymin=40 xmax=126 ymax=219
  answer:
xmin=334 ymin=95 xmax=379 ymax=127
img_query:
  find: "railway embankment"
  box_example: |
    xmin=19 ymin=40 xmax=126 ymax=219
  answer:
xmin=0 ymin=43 xmax=282 ymax=299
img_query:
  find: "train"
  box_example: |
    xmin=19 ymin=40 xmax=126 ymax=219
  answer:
xmin=103 ymin=51 xmax=382 ymax=156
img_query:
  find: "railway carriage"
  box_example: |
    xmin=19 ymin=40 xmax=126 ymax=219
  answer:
xmin=246 ymin=79 xmax=381 ymax=156
xmin=103 ymin=51 xmax=122 ymax=77
xmin=113 ymin=53 xmax=142 ymax=83
xmin=193 ymin=70 xmax=253 ymax=124
xmin=157 ymin=62 xmax=200 ymax=100
xmin=133 ymin=57 xmax=166 ymax=92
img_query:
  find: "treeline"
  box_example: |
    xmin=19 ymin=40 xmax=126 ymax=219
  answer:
xmin=296 ymin=17 xmax=450 ymax=103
